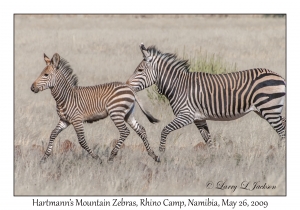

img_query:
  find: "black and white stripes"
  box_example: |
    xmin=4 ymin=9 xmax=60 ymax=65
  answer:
xmin=126 ymin=44 xmax=286 ymax=151
xmin=31 ymin=53 xmax=160 ymax=163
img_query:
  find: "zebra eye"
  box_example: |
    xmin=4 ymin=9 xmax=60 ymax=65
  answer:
xmin=44 ymin=74 xmax=49 ymax=77
xmin=138 ymin=68 xmax=143 ymax=72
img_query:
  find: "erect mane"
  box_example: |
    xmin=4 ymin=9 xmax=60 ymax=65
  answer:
xmin=147 ymin=46 xmax=190 ymax=73
xmin=57 ymin=57 xmax=78 ymax=87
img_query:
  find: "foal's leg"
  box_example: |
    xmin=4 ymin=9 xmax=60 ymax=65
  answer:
xmin=41 ymin=120 xmax=69 ymax=162
xmin=108 ymin=115 xmax=130 ymax=162
xmin=126 ymin=113 xmax=160 ymax=162
xmin=73 ymin=120 xmax=101 ymax=162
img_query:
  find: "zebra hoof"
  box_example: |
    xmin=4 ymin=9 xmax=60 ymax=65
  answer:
xmin=278 ymin=142 xmax=286 ymax=149
xmin=40 ymin=156 xmax=47 ymax=164
xmin=107 ymin=159 xmax=114 ymax=164
xmin=155 ymin=156 xmax=161 ymax=162
xmin=93 ymin=155 xmax=103 ymax=164
xmin=209 ymin=145 xmax=216 ymax=149
xmin=93 ymin=154 xmax=99 ymax=159
xmin=39 ymin=159 xmax=46 ymax=164
xmin=159 ymin=147 xmax=165 ymax=153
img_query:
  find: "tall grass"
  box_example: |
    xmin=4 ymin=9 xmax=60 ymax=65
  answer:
xmin=147 ymin=49 xmax=237 ymax=103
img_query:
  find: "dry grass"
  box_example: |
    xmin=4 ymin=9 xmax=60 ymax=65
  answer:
xmin=14 ymin=15 xmax=286 ymax=195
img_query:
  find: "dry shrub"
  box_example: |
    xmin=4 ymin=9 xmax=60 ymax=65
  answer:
xmin=193 ymin=142 xmax=207 ymax=151
xmin=31 ymin=144 xmax=45 ymax=155
xmin=59 ymin=139 xmax=75 ymax=154
xmin=46 ymin=167 xmax=62 ymax=181
xmin=127 ymin=143 xmax=147 ymax=152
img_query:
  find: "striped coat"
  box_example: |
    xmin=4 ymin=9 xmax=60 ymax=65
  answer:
xmin=127 ymin=44 xmax=286 ymax=152
xmin=31 ymin=53 xmax=160 ymax=163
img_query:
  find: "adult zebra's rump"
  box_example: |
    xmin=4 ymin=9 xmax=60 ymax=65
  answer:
xmin=31 ymin=53 xmax=160 ymax=163
xmin=126 ymin=44 xmax=286 ymax=152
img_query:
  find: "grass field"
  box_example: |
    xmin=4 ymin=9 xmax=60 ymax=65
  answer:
xmin=14 ymin=15 xmax=286 ymax=195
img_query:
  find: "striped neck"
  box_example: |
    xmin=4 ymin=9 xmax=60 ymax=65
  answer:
xmin=147 ymin=46 xmax=190 ymax=100
xmin=156 ymin=62 xmax=188 ymax=100
xmin=51 ymin=72 xmax=75 ymax=106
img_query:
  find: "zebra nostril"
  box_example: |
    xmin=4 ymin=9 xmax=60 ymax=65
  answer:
xmin=31 ymin=84 xmax=36 ymax=92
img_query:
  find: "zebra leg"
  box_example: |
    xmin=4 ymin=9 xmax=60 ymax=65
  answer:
xmin=194 ymin=120 xmax=214 ymax=147
xmin=126 ymin=114 xmax=160 ymax=162
xmin=159 ymin=115 xmax=193 ymax=152
xmin=255 ymin=111 xmax=286 ymax=147
xmin=41 ymin=120 xmax=69 ymax=163
xmin=73 ymin=120 xmax=101 ymax=162
xmin=108 ymin=118 xmax=130 ymax=162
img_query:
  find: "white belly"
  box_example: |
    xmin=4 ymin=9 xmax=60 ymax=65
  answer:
xmin=194 ymin=106 xmax=257 ymax=121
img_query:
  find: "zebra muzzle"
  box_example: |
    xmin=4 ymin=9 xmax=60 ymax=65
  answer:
xmin=31 ymin=84 xmax=39 ymax=93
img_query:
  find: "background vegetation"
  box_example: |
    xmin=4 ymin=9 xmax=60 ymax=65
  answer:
xmin=14 ymin=15 xmax=285 ymax=195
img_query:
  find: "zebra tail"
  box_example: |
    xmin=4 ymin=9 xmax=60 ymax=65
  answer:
xmin=134 ymin=95 xmax=160 ymax=124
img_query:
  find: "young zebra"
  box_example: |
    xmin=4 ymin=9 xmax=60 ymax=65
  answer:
xmin=31 ymin=53 xmax=160 ymax=163
xmin=126 ymin=44 xmax=286 ymax=152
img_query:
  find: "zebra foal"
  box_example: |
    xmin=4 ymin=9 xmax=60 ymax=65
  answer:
xmin=126 ymin=44 xmax=286 ymax=152
xmin=31 ymin=53 xmax=160 ymax=163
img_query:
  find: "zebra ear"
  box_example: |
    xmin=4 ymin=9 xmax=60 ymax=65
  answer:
xmin=44 ymin=53 xmax=51 ymax=65
xmin=51 ymin=53 xmax=60 ymax=68
xmin=140 ymin=43 xmax=151 ymax=59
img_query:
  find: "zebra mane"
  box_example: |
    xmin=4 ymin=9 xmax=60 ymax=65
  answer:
xmin=57 ymin=57 xmax=78 ymax=87
xmin=147 ymin=46 xmax=190 ymax=73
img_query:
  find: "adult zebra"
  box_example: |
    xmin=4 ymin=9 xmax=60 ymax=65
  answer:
xmin=126 ymin=44 xmax=286 ymax=152
xmin=31 ymin=53 xmax=160 ymax=163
